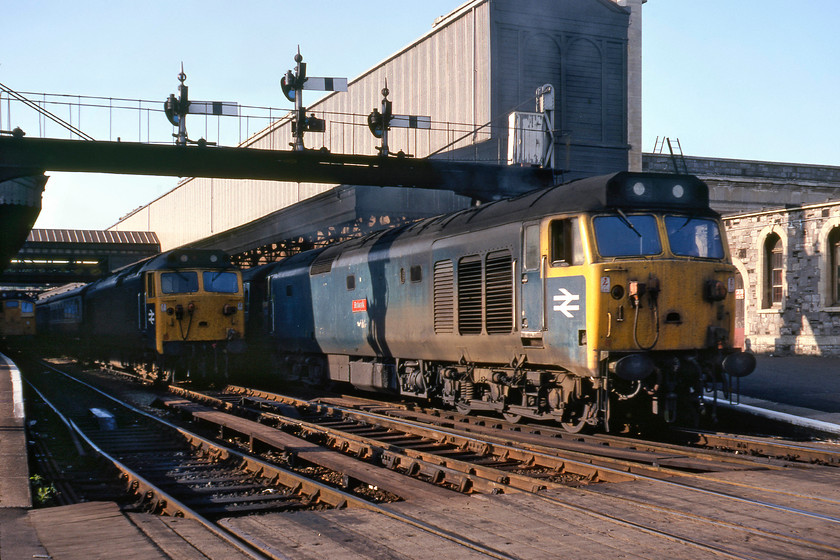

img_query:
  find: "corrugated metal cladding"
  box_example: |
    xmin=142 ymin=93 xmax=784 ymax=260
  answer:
xmin=28 ymin=229 xmax=160 ymax=245
xmin=110 ymin=0 xmax=630 ymax=251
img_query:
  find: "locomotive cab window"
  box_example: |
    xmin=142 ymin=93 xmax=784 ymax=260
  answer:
xmin=203 ymin=271 xmax=239 ymax=293
xmin=550 ymin=218 xmax=583 ymax=266
xmin=21 ymin=301 xmax=34 ymax=314
xmin=146 ymin=273 xmax=156 ymax=297
xmin=523 ymin=224 xmax=540 ymax=270
xmin=161 ymin=271 xmax=199 ymax=294
xmin=593 ymin=214 xmax=662 ymax=257
xmin=346 ymin=275 xmax=355 ymax=290
xmin=665 ymin=216 xmax=724 ymax=259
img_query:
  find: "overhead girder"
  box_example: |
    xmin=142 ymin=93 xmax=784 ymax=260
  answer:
xmin=0 ymin=136 xmax=553 ymax=202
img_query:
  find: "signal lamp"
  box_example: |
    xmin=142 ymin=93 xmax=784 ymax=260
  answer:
xmin=368 ymin=109 xmax=384 ymax=138
xmin=281 ymin=71 xmax=297 ymax=102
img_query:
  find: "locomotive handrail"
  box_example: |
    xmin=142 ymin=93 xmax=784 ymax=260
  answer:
xmin=540 ymin=255 xmax=548 ymax=332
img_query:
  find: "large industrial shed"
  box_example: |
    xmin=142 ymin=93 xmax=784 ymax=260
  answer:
xmin=109 ymin=0 xmax=641 ymax=251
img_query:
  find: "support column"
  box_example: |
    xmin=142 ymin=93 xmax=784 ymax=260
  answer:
xmin=617 ymin=0 xmax=644 ymax=172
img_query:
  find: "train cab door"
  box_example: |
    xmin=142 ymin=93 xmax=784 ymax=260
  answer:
xmin=140 ymin=272 xmax=156 ymax=341
xmin=520 ymin=222 xmax=545 ymax=344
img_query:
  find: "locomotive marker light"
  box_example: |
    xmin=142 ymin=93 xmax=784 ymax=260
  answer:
xmin=164 ymin=65 xmax=239 ymax=146
xmin=281 ymin=49 xmax=347 ymax=151
xmin=607 ymin=173 xmax=709 ymax=210
xmin=367 ymin=82 xmax=431 ymax=156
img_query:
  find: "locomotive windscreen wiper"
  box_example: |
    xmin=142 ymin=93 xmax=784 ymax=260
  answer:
xmin=616 ymin=209 xmax=642 ymax=237
xmin=616 ymin=209 xmax=645 ymax=255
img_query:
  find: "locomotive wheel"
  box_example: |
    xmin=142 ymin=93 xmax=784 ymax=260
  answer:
xmin=456 ymin=402 xmax=472 ymax=415
xmin=560 ymin=417 xmax=588 ymax=433
xmin=560 ymin=401 xmax=595 ymax=433
xmin=502 ymin=412 xmax=523 ymax=424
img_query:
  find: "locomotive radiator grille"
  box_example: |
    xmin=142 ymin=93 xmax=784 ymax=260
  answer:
xmin=433 ymin=260 xmax=454 ymax=334
xmin=485 ymin=251 xmax=513 ymax=334
xmin=458 ymin=256 xmax=483 ymax=335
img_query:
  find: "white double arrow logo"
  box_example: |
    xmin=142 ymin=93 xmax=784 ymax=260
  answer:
xmin=553 ymin=288 xmax=580 ymax=318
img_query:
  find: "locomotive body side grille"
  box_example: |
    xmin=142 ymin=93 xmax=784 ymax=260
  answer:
xmin=485 ymin=251 xmax=513 ymax=334
xmin=458 ymin=256 xmax=483 ymax=335
xmin=433 ymin=260 xmax=454 ymax=334
xmin=309 ymin=252 xmax=338 ymax=275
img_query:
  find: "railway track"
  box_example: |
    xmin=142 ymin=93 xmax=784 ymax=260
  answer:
xmin=20 ymin=360 xmax=545 ymax=559
xmin=23 ymin=359 xmax=840 ymax=559
xmin=321 ymin=394 xmax=840 ymax=467
xmin=164 ymin=384 xmax=840 ymax=559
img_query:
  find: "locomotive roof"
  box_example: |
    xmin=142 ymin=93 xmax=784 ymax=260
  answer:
xmin=0 ymin=291 xmax=36 ymax=302
xmin=313 ymin=172 xmax=714 ymax=258
xmin=37 ymin=249 xmax=235 ymax=303
xmin=242 ymin=250 xmax=322 ymax=282
xmin=423 ymin=171 xmax=714 ymax=232
xmin=136 ymin=249 xmax=234 ymax=273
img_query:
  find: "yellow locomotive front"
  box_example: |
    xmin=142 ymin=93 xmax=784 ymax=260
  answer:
xmin=143 ymin=253 xmax=245 ymax=381
xmin=540 ymin=174 xmax=755 ymax=429
xmin=582 ymin=175 xmax=754 ymax=425
xmin=0 ymin=294 xmax=36 ymax=338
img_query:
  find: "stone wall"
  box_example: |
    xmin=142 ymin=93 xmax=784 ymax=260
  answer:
xmin=643 ymin=154 xmax=840 ymax=214
xmin=724 ymin=203 xmax=840 ymax=356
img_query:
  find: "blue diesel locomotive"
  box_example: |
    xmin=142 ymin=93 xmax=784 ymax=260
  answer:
xmin=243 ymin=172 xmax=755 ymax=432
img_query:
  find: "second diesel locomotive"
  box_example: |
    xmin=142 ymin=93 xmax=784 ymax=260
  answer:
xmin=244 ymin=172 xmax=755 ymax=432
xmin=0 ymin=291 xmax=36 ymax=338
xmin=37 ymin=249 xmax=246 ymax=382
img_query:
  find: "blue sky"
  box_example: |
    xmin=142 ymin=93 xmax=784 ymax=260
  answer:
xmin=2 ymin=0 xmax=838 ymax=230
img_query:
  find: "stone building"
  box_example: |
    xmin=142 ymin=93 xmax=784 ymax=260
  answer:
xmin=724 ymin=202 xmax=840 ymax=356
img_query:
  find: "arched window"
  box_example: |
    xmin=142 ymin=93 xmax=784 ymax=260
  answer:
xmin=764 ymin=233 xmax=783 ymax=308
xmin=828 ymin=226 xmax=840 ymax=306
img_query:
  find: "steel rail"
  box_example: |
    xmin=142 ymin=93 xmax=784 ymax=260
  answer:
xmin=325 ymin=401 xmax=840 ymax=522
xmin=676 ymin=428 xmax=840 ymax=466
xmin=225 ymin=387 xmax=840 ymax=523
xmin=216 ymin=388 xmax=840 ymax=558
xmin=29 ymin=361 xmax=524 ymax=560
xmin=169 ymin=389 xmax=764 ymax=559
xmin=226 ymin=387 xmax=840 ymax=557
xmin=23 ymin=372 xmax=271 ymax=560
xmin=397 ymin=402 xmax=806 ymax=469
